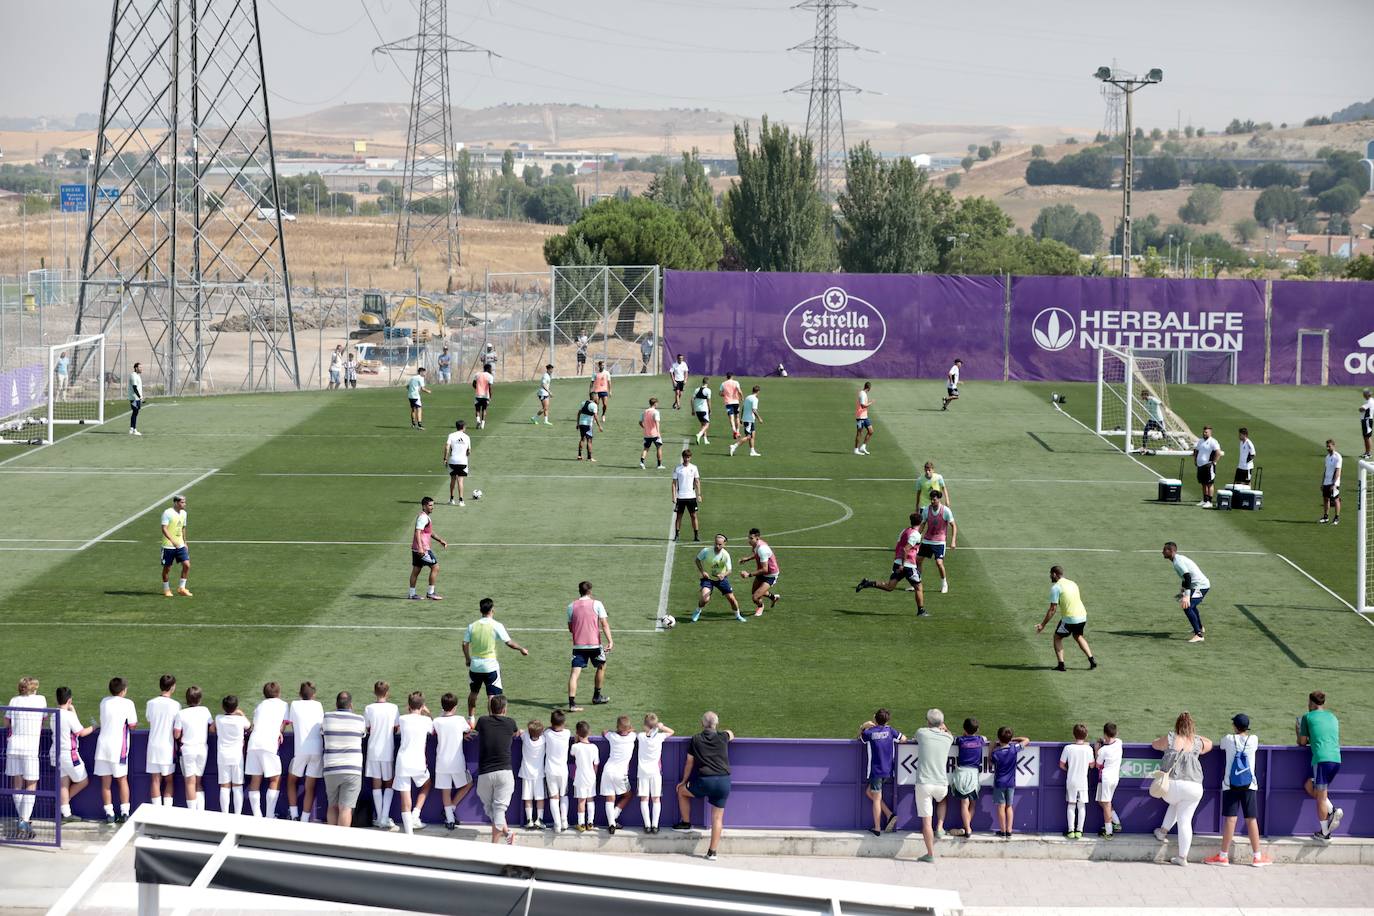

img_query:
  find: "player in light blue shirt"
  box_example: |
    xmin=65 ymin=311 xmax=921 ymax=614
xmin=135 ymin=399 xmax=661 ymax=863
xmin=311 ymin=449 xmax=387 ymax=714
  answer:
xmin=729 ymin=386 xmax=762 ymax=458
xmin=406 ymin=367 xmax=431 ymax=430
xmin=1163 ymin=541 xmax=1210 ymax=643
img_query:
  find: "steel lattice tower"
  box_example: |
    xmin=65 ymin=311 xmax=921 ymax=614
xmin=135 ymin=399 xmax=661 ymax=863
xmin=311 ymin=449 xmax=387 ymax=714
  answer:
xmin=77 ymin=0 xmax=299 ymax=394
xmin=375 ymin=0 xmax=488 ymax=273
xmin=787 ymin=0 xmax=862 ymax=200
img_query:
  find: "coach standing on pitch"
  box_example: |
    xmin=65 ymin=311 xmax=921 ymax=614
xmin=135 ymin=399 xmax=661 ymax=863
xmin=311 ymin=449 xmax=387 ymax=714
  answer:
xmin=1193 ymin=425 xmax=1222 ymax=508
xmin=567 ymin=581 xmax=614 ymax=711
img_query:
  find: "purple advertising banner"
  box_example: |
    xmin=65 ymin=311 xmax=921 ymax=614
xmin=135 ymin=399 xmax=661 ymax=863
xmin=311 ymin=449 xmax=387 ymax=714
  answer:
xmin=1008 ymin=276 xmax=1268 ymax=383
xmin=1 ymin=362 xmax=45 ymax=417
xmin=1270 ymin=280 xmax=1374 ymax=386
xmin=663 ymin=271 xmax=1007 ymax=380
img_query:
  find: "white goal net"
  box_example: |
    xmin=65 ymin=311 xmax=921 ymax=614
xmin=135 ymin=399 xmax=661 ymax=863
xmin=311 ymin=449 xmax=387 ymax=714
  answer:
xmin=0 ymin=334 xmax=106 ymax=445
xmin=1095 ymin=344 xmax=1198 ymax=455
xmin=1359 ymin=460 xmax=1374 ymax=615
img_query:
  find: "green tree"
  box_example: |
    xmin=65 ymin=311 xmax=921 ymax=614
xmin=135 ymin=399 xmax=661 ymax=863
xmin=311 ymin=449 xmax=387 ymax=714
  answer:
xmin=454 ymin=149 xmax=478 ymax=215
xmin=1232 ymin=217 xmax=1260 ymax=244
xmin=543 ymin=197 xmax=716 ymax=269
xmin=835 ymin=143 xmax=943 ymax=273
xmin=1254 ymin=186 xmax=1303 ymax=224
xmin=1344 ymin=254 xmax=1374 ymax=281
xmin=645 ymin=150 xmax=726 ymax=268
xmin=1150 ymin=127 xmax=1164 ymax=141
xmin=1248 ymin=162 xmax=1299 ymax=189
xmin=1139 ymin=246 xmax=1167 ymax=277
xmin=1317 ymin=182 xmax=1362 ymax=217
xmin=954 ymin=234 xmax=1081 ymax=276
xmin=20 ymin=193 xmax=51 ymax=215
xmin=960 ymin=155 xmax=975 ymax=172
xmin=943 ymin=172 xmax=961 ymax=189
xmin=725 ymin=116 xmax=835 ymax=271
xmin=1179 ymin=184 xmax=1223 ymax=224
xmin=1137 ymin=155 xmax=1181 ymax=190
xmin=934 ymin=196 xmax=1014 ymax=271
xmin=501 ymin=149 xmax=515 ymax=180
xmin=522 ymin=164 xmax=544 ymax=187
xmin=1192 ymin=160 xmax=1240 ymax=189
xmin=1030 ymin=203 xmax=1103 ymax=254
xmin=991 ymin=140 xmax=1002 ymax=156
xmin=1030 ymin=144 xmax=1046 ymax=158
xmin=524 ymin=183 xmax=581 ymax=225
xmin=977 ymin=145 xmax=993 ymax=161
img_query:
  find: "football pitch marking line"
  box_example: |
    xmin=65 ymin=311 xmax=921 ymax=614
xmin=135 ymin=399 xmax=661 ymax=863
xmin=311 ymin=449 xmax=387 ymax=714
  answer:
xmin=1052 ymin=404 xmax=1162 ymax=479
xmin=1275 ymin=553 xmax=1370 ymax=625
xmin=656 ymin=437 xmax=691 ymax=631
xmin=0 ymin=408 xmax=132 ymax=469
xmin=9 ymin=621 xmax=661 ymax=635
xmin=715 ymin=480 xmax=855 ymax=539
xmin=76 ymin=469 xmax=221 ymax=551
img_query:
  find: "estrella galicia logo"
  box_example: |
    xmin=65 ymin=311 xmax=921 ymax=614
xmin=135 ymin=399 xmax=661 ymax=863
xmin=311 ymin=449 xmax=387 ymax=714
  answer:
xmin=783 ymin=287 xmax=887 ymax=367
xmin=1032 ymin=307 xmax=1076 ymax=351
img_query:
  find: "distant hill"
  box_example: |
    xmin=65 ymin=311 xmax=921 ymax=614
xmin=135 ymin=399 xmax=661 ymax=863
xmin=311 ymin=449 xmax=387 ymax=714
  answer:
xmin=1331 ymin=97 xmax=1374 ymax=124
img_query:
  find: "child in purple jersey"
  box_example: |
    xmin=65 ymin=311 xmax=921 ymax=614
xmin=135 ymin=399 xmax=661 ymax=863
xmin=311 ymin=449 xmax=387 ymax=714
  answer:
xmin=858 ymin=708 xmax=906 ymax=836
xmin=990 ymin=726 xmax=1031 ymax=838
xmin=950 ymin=718 xmax=988 ymax=837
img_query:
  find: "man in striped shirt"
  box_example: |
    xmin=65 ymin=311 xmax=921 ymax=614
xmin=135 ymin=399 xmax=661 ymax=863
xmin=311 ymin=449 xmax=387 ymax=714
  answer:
xmin=323 ymin=691 xmax=366 ymax=827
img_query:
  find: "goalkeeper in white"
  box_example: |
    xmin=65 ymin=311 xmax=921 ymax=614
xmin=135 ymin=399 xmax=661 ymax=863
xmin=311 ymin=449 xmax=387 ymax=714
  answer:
xmin=1163 ymin=541 xmax=1209 ymax=644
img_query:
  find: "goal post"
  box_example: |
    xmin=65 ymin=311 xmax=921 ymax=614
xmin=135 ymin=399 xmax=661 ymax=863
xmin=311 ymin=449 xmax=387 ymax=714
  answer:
xmin=1360 ymin=460 xmax=1374 ymax=615
xmin=1095 ymin=344 xmax=1198 ymax=455
xmin=0 ymin=334 xmax=106 ymax=446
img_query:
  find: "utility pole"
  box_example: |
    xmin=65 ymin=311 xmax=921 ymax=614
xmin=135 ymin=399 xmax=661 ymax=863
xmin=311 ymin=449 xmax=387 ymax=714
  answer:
xmin=1094 ymin=67 xmax=1163 ymax=278
xmin=787 ymin=0 xmax=863 ymax=201
xmin=375 ymin=0 xmax=489 ymax=277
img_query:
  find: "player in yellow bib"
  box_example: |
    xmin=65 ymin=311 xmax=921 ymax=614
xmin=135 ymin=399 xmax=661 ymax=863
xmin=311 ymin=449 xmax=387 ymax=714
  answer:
xmin=159 ymin=495 xmax=192 ymax=597
xmin=1035 ymin=565 xmax=1095 ymax=671
xmin=915 ymin=461 xmax=949 ymax=511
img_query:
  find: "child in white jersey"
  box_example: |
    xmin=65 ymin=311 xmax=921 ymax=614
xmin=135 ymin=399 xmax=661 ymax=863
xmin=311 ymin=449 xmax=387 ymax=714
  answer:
xmin=569 ymin=721 xmax=599 ymax=832
xmin=211 ymin=695 xmax=249 ymax=814
xmin=53 ymin=686 xmax=94 ymax=822
xmin=6 ymin=676 xmax=47 ymax=835
xmin=94 ymin=676 xmax=138 ymax=824
xmin=1094 ymin=722 xmax=1124 ymax=837
xmin=544 ymin=710 xmax=572 ymax=832
xmin=636 ymin=713 xmax=676 ymax=833
xmin=174 ymin=686 xmax=213 ymax=811
xmin=394 ymin=691 xmax=434 ymax=834
xmin=286 ymin=681 xmax=325 ymax=822
xmin=432 ymin=692 xmax=472 ymax=830
xmin=520 ymin=720 xmax=548 ymax=829
xmin=145 ymin=674 xmax=180 ymax=807
xmin=601 ymin=715 xmax=637 ymax=833
xmin=364 ymin=681 xmax=400 ymax=829
xmin=1059 ymin=722 xmax=1093 ymax=839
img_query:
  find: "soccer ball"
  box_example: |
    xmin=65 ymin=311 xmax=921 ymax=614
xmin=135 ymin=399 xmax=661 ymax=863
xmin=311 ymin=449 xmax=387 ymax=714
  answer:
xmin=659 ymin=614 xmax=676 ymax=630
xmin=472 ymin=490 xmax=483 ymax=500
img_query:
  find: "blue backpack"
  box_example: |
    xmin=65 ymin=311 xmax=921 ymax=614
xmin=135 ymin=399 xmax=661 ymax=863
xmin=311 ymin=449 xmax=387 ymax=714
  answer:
xmin=1228 ymin=735 xmax=1254 ymax=788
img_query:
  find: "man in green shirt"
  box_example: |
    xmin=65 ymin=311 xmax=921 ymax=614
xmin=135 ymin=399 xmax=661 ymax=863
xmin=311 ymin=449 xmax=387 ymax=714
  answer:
xmin=913 ymin=709 xmax=953 ymax=863
xmin=1296 ymin=690 xmax=1342 ymax=840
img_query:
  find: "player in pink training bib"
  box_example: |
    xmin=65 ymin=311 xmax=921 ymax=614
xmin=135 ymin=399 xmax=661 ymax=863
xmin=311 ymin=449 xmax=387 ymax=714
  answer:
xmin=917 ymin=490 xmax=957 ymax=595
xmin=408 ymin=497 xmax=449 ymax=601
xmin=639 ymin=397 xmax=664 ymax=470
xmin=472 ymin=363 xmax=495 ymax=429
xmin=739 ymin=527 xmax=781 ymax=617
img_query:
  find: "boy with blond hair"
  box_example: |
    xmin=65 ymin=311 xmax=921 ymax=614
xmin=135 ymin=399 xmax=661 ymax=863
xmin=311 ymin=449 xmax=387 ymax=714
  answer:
xmin=395 ymin=691 xmax=434 ymax=834
xmin=601 ymin=714 xmax=637 ymax=833
xmin=6 ymin=677 xmax=47 ymax=836
xmin=364 ymin=681 xmax=400 ymax=829
xmin=637 ymin=713 xmax=676 ymax=833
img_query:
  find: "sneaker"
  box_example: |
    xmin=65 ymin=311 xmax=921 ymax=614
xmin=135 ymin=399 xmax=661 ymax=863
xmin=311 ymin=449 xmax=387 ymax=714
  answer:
xmin=531 ymin=416 xmax=538 ymax=424
xmin=407 ymin=594 xmax=421 ymax=600
xmin=163 ymin=589 xmax=173 ymax=598
xmin=426 ymin=593 xmax=444 ymax=601
xmin=1251 ymin=853 xmax=1272 ymax=867
xmin=1153 ymin=827 xmax=1168 ymax=843
xmin=1089 ymin=657 xmax=1098 ymax=670
xmin=702 ymin=437 xmax=709 ymax=445
xmin=690 ymin=609 xmax=702 ymax=623
xmin=1329 ymin=807 xmax=1345 ymax=834
xmin=116 ymin=812 xmax=129 ymax=824
xmin=672 ymin=821 xmax=693 ymax=831
xmin=1197 ymin=500 xmax=1210 ymax=507
xmin=1170 ymin=856 xmax=1188 ymax=866
xmin=592 ymin=695 xmax=610 ymax=705
xmin=855 ymin=579 xmax=871 ymax=593
xmin=917 ymin=853 xmax=935 ymax=863
xmin=1055 ymin=662 xmax=1066 ymax=672
xmin=62 ymin=814 xmax=82 ymax=824
xmin=1188 ymin=634 xmax=1205 ymax=643
xmin=445 ymin=820 xmax=456 ymax=831
xmin=416 ymin=424 xmax=424 ymax=430
xmin=543 ymin=419 xmax=552 ymax=426
xmin=868 ymin=828 xmax=882 ymax=836
xmin=132 ymin=429 xmax=142 ymax=437
xmin=1204 ymin=853 xmax=1230 ymax=866
xmin=1064 ymin=831 xmax=1075 ymax=840
xmin=640 ymin=461 xmax=646 ymax=469
xmin=448 ymin=499 xmax=455 ymax=505
xmin=749 ymin=450 xmax=761 ymax=457
xmin=885 ymin=814 xmax=898 ymax=832
xmin=1332 ymin=517 xmax=1340 ymax=526
xmin=753 ymin=607 xmax=764 ymax=617
xmin=105 ymin=814 xmax=119 ymax=826
xmin=705 ymin=849 xmax=718 ymax=861
xmin=1318 ymin=516 xmax=1329 ymax=524
xmin=940 ymin=579 xmax=949 ymax=594
xmin=1098 ymin=828 xmax=1111 ymax=838
xmin=916 ymin=608 xmax=929 ymax=618
xmin=854 ymin=448 xmax=863 ymax=456
xmin=607 ymin=824 xmax=617 ymax=835
xmin=177 ymin=587 xmax=193 ymax=597
xmin=729 ymin=444 xmax=738 ymax=456
xmin=458 ymin=499 xmax=465 ymax=507
xmin=1312 ymin=830 xmax=1331 ymax=842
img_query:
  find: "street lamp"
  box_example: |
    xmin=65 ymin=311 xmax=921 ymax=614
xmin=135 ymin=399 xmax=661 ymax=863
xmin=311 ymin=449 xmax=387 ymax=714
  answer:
xmin=1094 ymin=66 xmax=1163 ymax=278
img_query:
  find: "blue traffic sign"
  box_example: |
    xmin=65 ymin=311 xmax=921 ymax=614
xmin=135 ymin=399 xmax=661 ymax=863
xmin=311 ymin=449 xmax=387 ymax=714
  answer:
xmin=96 ymin=186 xmax=121 ymax=201
xmin=59 ymin=184 xmax=88 ymax=212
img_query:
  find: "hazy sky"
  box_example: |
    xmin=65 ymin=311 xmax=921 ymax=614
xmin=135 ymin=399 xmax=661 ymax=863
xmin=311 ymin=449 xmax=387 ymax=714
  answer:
xmin=2 ymin=0 xmax=1371 ymax=131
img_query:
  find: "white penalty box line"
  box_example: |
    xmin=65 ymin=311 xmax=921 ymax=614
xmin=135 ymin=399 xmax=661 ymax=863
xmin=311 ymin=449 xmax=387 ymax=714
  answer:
xmin=77 ymin=469 xmax=221 ymax=551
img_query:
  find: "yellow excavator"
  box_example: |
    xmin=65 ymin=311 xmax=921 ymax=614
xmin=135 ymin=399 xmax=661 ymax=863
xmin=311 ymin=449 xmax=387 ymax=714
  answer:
xmin=357 ymin=292 xmax=446 ymax=333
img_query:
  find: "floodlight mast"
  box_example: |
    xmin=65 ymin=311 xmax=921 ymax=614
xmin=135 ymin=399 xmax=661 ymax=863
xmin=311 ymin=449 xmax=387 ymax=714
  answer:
xmin=1094 ymin=67 xmax=1163 ymax=278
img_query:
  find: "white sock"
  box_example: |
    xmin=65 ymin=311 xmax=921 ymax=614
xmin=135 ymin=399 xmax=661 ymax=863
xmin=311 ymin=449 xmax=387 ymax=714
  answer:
xmin=408 ymin=587 xmax=417 ymax=597
xmin=104 ymin=804 xmax=115 ymax=817
xmin=401 ymin=812 xmax=413 ymax=835
xmin=1104 ymin=819 xmax=1113 ymax=835
xmin=525 ymin=802 xmax=533 ymax=823
xmin=61 ymin=804 xmax=72 ymax=818
xmin=163 ymin=795 xmax=174 ymax=808
xmin=178 ymin=578 xmax=187 ymax=589
xmin=445 ymin=804 xmax=456 ymax=824
xmin=652 ymin=800 xmax=661 ymax=828
xmin=220 ymin=789 xmax=229 ymax=813
xmin=606 ymin=800 xmax=619 ymax=827
xmin=427 ymin=585 xmax=436 ymax=595
xmin=561 ymin=797 xmax=569 ymax=828
xmin=301 ymin=811 xmax=311 ymax=823
xmin=1112 ymin=813 xmax=1121 ymax=826
xmin=373 ymin=789 xmax=385 ymax=819
xmin=162 ymin=580 xmax=170 ymax=591
xmin=17 ymin=796 xmax=33 ymax=820
xmin=289 ymin=805 xmax=299 ymax=820
xmin=232 ymin=787 xmax=243 ymax=814
xmin=1076 ymin=802 xmax=1086 ymax=831
xmin=265 ymin=789 xmax=279 ymax=818
xmin=149 ymin=796 xmax=162 ymax=807
xmin=382 ymin=789 xmax=394 ymax=821
xmin=1067 ymin=804 xmax=1076 ymax=831
xmin=640 ymin=799 xmax=651 ymax=827
xmin=119 ymin=802 xmax=130 ymax=816
xmin=249 ymin=793 xmax=262 ymax=817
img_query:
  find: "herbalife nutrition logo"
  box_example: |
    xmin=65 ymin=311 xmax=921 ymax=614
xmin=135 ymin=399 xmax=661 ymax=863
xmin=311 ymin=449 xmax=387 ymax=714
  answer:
xmin=1032 ymin=308 xmax=1076 ymax=351
xmin=783 ymin=287 xmax=887 ymax=367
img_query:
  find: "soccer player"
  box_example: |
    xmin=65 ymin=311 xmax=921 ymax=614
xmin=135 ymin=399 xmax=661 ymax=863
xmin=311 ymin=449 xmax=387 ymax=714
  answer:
xmin=600 ymin=715 xmax=637 ymax=833
xmin=145 ymin=674 xmax=180 ymax=807
xmin=519 ymin=721 xmax=548 ymax=829
xmin=174 ymin=686 xmax=213 ymax=812
xmin=692 ymin=533 xmax=744 ymax=623
xmin=719 ymin=372 xmax=743 ymax=439
xmin=246 ymin=682 xmax=288 ymax=818
xmin=406 ymin=366 xmax=430 ymax=429
xmin=395 ymin=691 xmax=434 ymax=834
xmin=463 ymin=597 xmax=530 ymax=721
xmin=128 ymin=361 xmax=144 ymax=436
xmin=858 ymin=708 xmax=905 ymax=836
xmin=1163 ymin=541 xmax=1209 ymax=643
xmin=916 ymin=461 xmax=950 ymax=511
xmin=5 ymin=677 xmax=46 ymax=838
xmin=1235 ymin=427 xmax=1257 ymax=486
xmin=941 ymin=359 xmax=962 ymax=411
xmin=1193 ymin=425 xmax=1223 ymax=507
xmin=637 ymin=714 xmax=675 ymax=833
xmin=159 ymin=494 xmax=191 ymax=598
xmin=437 ymin=346 xmax=452 ymax=384
xmin=211 ymin=695 xmax=249 ymax=815
xmin=590 ymin=360 xmax=612 ymax=417
xmin=672 ymin=448 xmax=702 ymax=542
xmin=917 ymin=491 xmax=957 ymax=594
xmin=444 ymin=420 xmax=472 ymax=506
xmin=532 ymin=363 xmax=554 ymax=425
xmin=408 ymin=497 xmax=448 ymax=600
xmin=544 ymin=710 xmax=572 ymax=832
xmin=570 ymin=721 xmax=599 ymax=832
xmin=1361 ymin=389 xmax=1373 ymax=459
xmin=729 ymin=385 xmax=762 ymax=457
xmin=669 ymin=354 xmax=689 ymax=409
xmin=95 ymin=676 xmax=138 ymax=824
xmin=567 ymin=580 xmax=614 ymax=711
xmin=286 ymin=682 xmax=325 ymax=822
xmin=854 ymin=381 xmax=874 ymax=455
xmin=433 ymin=692 xmax=472 ymax=830
xmin=1320 ymin=438 xmax=1342 ymax=525
xmin=639 ymin=397 xmax=664 ymax=470
xmin=472 ymin=362 xmax=495 ymax=429
xmin=739 ymin=527 xmax=780 ymax=617
xmin=855 ymin=513 xmax=927 ymax=617
xmin=54 ymin=686 xmax=94 ymax=823
xmin=1141 ymin=388 xmax=1166 ymax=452
xmin=1035 ymin=566 xmax=1096 ymax=671
xmin=691 ymin=377 xmax=712 ymax=444
xmin=576 ymin=392 xmax=604 ymax=461
xmin=364 ymin=681 xmax=400 ymax=829
xmin=328 ymin=344 xmax=344 ymax=390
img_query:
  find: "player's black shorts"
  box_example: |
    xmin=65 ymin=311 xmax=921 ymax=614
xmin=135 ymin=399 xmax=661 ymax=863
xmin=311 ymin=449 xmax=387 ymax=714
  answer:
xmin=1322 ymin=483 xmax=1340 ymax=500
xmin=674 ymin=380 xmax=685 ymax=392
xmin=1363 ymin=418 xmax=1373 ymax=439
xmin=408 ymin=398 xmax=420 ymax=409
xmin=889 ymin=560 xmax=920 ymax=585
xmin=1234 ymin=468 xmax=1251 ymax=485
xmin=643 ymin=436 xmax=662 ymax=448
xmin=474 ymin=397 xmax=489 ymax=409
xmin=676 ymin=498 xmax=698 ymax=513
xmin=696 ymin=411 xmax=709 ymax=423
xmin=1055 ymin=619 xmax=1087 ymax=638
xmin=571 ymin=647 xmax=606 ymax=669
xmin=412 ymin=550 xmax=438 ymax=568
xmin=1196 ymin=465 xmax=1215 ymax=486
xmin=448 ymin=463 xmax=468 ymax=477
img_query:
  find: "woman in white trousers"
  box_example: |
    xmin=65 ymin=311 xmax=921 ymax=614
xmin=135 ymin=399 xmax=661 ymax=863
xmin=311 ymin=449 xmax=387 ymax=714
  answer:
xmin=1151 ymin=711 xmax=1212 ymax=865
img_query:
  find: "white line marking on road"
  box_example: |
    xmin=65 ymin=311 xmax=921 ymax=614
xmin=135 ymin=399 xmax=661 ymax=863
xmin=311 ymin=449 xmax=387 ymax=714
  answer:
xmin=2 ymin=620 xmax=660 ymax=634
xmin=1276 ymin=553 xmax=1370 ymax=626
xmin=77 ymin=469 xmax=220 ymax=551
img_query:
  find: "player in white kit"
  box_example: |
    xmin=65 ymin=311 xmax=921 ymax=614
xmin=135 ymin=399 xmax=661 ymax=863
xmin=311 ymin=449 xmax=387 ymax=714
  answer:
xmin=520 ymin=721 xmax=548 ymax=829
xmin=543 ymin=710 xmax=572 ymax=831
xmin=6 ymin=676 xmax=47 ymax=837
xmin=433 ymin=693 xmax=472 ymax=830
xmin=245 ymin=682 xmax=288 ymax=817
xmin=174 ymin=686 xmax=213 ymax=811
xmin=144 ymin=674 xmax=181 ymax=807
xmin=94 ymin=676 xmax=138 ymax=824
xmin=365 ymin=681 xmax=400 ymax=828
xmin=395 ymin=692 xmax=435 ymax=834
xmin=53 ymin=686 xmax=94 ymax=822
xmin=601 ymin=715 xmax=637 ymax=833
xmin=211 ymin=695 xmax=249 ymax=814
xmin=569 ymin=721 xmax=599 ymax=831
xmin=637 ymin=714 xmax=676 ymax=833
xmin=286 ymin=682 xmax=325 ymax=822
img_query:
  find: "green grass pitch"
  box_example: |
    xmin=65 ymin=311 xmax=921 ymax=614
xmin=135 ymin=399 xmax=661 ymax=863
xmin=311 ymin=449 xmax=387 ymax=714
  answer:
xmin=1 ymin=374 xmax=1368 ymax=745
